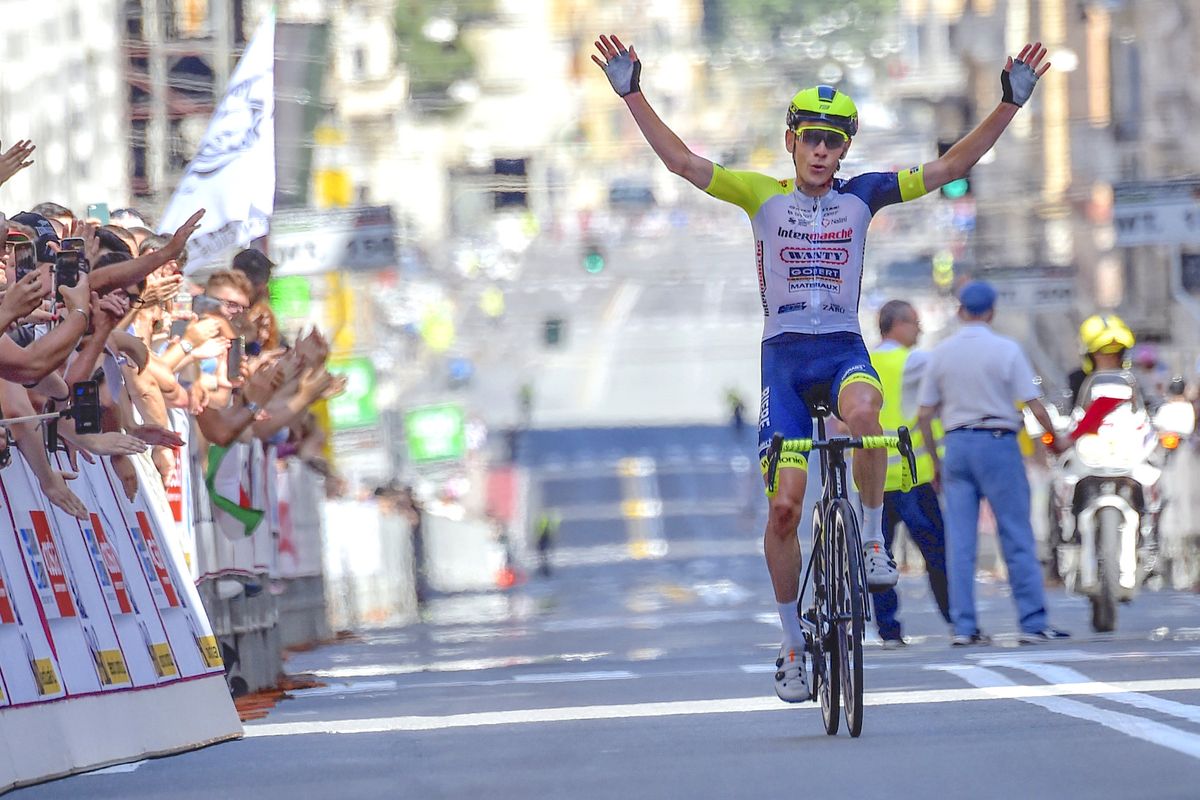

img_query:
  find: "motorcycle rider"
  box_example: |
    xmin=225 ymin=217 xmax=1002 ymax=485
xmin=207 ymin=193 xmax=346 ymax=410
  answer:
xmin=1068 ymin=315 xmax=1135 ymax=410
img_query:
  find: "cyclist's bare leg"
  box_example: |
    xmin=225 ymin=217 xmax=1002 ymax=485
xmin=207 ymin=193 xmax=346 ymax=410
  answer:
xmin=839 ymin=381 xmax=898 ymax=588
xmin=764 ymin=465 xmax=807 ymax=602
xmin=838 ymin=381 xmax=885 ymax=509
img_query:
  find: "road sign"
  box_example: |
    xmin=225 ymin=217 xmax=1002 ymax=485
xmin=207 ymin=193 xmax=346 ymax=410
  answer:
xmin=1113 ymin=179 xmax=1200 ymax=247
xmin=326 ymin=357 xmax=377 ymax=430
xmin=270 ymin=206 xmax=398 ymax=276
xmin=404 ymin=404 xmax=466 ymax=463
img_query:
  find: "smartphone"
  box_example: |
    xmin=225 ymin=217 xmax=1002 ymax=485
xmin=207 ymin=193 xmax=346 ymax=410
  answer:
xmin=54 ymin=251 xmax=83 ymax=306
xmin=169 ymin=318 xmax=189 ymax=340
xmin=192 ymin=294 xmax=224 ymax=317
xmin=61 ymin=237 xmax=85 ymax=253
xmin=86 ymin=203 xmax=110 ymax=225
xmin=69 ymin=380 xmax=101 ymax=434
xmin=13 ymin=241 xmax=36 ymax=280
xmin=227 ymin=336 xmax=245 ymax=377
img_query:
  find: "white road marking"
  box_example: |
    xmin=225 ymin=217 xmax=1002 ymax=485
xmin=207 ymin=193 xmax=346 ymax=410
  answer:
xmin=512 ymin=670 xmax=636 ymax=684
xmin=288 ymin=680 xmax=399 ymax=698
xmin=939 ymin=665 xmax=1200 ymax=761
xmin=244 ymin=677 xmax=1200 ymax=738
xmin=1000 ymin=661 xmax=1200 ymax=727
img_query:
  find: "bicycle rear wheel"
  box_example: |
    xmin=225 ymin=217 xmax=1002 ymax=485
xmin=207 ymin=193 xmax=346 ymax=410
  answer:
xmin=815 ymin=503 xmax=840 ymax=736
xmin=832 ymin=499 xmax=865 ymax=737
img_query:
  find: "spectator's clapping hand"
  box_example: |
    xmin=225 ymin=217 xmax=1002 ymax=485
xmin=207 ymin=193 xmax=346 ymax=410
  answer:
xmin=57 ymin=273 xmax=91 ymax=315
xmin=190 ymin=335 xmax=230 ymax=362
xmin=75 ymin=432 xmax=150 ymax=457
xmin=298 ymin=366 xmax=337 ymax=403
xmin=1 ymin=267 xmax=49 ymax=320
xmin=298 ymin=328 xmax=330 ymax=366
xmin=162 ymin=209 xmax=206 ymax=261
xmin=92 ymin=292 xmax=130 ymax=338
xmin=42 ymin=470 xmax=88 ymax=520
xmin=182 ymin=315 xmax=221 ymax=347
xmin=0 ymin=140 xmax=35 ymax=187
xmin=127 ymin=424 xmax=184 ymax=448
xmin=143 ymin=272 xmax=184 ymax=306
xmin=188 ymin=381 xmax=210 ymax=415
xmin=67 ymin=220 xmax=101 ymax=266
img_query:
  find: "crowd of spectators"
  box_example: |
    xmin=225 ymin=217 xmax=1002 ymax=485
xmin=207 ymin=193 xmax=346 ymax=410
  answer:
xmin=0 ymin=138 xmax=345 ymax=518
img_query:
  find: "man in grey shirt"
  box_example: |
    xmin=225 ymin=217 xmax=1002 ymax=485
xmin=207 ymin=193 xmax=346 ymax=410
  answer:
xmin=917 ymin=281 xmax=1069 ymax=646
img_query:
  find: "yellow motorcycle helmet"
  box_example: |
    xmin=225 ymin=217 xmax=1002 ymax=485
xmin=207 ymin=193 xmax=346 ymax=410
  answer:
xmin=1079 ymin=314 xmax=1135 ymax=373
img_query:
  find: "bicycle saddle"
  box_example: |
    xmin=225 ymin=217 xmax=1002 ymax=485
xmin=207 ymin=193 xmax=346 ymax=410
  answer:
xmin=802 ymin=383 xmax=836 ymax=419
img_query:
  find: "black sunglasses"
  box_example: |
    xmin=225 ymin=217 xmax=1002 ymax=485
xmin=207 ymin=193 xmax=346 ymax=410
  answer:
xmin=798 ymin=128 xmax=848 ymax=150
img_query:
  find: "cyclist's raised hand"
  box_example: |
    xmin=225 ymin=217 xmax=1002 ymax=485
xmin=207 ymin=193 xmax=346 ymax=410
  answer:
xmin=592 ymin=34 xmax=641 ymax=98
xmin=1001 ymin=41 xmax=1050 ymax=107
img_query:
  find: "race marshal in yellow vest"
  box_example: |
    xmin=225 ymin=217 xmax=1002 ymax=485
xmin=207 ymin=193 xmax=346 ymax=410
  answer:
xmin=867 ymin=301 xmax=952 ymax=647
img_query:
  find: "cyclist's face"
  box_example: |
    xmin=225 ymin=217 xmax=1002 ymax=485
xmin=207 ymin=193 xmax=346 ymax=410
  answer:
xmin=787 ymin=127 xmax=850 ymax=188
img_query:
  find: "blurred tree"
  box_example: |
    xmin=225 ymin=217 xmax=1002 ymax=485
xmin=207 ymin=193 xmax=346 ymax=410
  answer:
xmin=393 ymin=0 xmax=496 ymax=102
xmin=704 ymin=0 xmax=897 ymax=70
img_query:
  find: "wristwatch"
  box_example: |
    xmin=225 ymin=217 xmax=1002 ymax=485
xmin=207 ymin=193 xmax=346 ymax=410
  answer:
xmin=245 ymin=399 xmax=262 ymax=415
xmin=179 ymin=339 xmax=194 ymax=354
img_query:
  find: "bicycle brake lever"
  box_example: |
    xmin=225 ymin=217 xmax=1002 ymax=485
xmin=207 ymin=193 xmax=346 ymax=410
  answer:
xmin=897 ymin=426 xmax=918 ymax=475
xmin=766 ymin=432 xmax=783 ymax=495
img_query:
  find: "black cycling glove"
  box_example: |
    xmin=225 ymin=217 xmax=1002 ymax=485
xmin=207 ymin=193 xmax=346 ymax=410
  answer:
xmin=1001 ymin=57 xmax=1039 ymax=107
xmin=602 ymin=50 xmax=641 ymax=98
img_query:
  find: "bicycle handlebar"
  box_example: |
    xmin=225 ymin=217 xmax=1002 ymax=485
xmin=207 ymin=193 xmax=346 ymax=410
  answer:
xmin=765 ymin=427 xmax=920 ymax=494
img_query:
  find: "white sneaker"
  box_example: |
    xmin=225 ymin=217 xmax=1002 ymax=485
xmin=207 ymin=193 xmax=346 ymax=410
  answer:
xmin=774 ymin=645 xmax=811 ymax=703
xmin=864 ymin=542 xmax=899 ymax=591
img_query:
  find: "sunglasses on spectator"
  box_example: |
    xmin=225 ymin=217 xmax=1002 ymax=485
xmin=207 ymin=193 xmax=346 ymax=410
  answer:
xmin=795 ymin=128 xmax=848 ymax=149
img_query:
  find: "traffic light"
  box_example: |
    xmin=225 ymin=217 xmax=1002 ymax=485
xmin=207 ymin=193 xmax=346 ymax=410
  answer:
xmin=543 ymin=317 xmax=565 ymax=347
xmin=937 ymin=140 xmax=971 ymax=198
xmin=582 ymin=241 xmax=606 ymax=274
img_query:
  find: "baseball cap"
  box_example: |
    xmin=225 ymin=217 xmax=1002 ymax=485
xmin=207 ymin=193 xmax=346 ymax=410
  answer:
xmin=958 ymin=280 xmax=997 ymax=314
xmin=9 ymin=211 xmax=60 ymax=263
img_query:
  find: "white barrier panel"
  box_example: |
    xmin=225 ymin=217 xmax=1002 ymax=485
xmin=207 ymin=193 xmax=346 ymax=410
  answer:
xmin=0 ymin=451 xmax=241 ymax=792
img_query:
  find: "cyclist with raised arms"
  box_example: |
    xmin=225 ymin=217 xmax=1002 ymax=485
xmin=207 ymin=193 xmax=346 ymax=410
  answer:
xmin=593 ymin=34 xmax=1050 ymax=703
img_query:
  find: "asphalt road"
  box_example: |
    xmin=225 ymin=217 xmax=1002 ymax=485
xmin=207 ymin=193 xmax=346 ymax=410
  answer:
xmin=18 ymin=533 xmax=1200 ymax=800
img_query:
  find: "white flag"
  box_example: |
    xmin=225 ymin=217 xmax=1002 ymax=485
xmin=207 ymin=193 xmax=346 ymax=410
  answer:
xmin=158 ymin=12 xmax=275 ymax=274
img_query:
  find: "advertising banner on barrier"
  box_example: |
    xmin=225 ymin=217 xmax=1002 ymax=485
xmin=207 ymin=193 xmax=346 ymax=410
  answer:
xmin=0 ymin=450 xmax=240 ymax=792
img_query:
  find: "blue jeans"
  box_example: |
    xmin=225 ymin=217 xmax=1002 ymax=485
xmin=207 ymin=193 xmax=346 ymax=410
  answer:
xmin=871 ymin=483 xmax=952 ymax=641
xmin=943 ymin=429 xmax=1048 ymax=636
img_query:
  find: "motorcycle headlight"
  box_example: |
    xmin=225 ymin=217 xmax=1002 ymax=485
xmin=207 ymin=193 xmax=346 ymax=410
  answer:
xmin=1074 ymin=434 xmax=1107 ymax=467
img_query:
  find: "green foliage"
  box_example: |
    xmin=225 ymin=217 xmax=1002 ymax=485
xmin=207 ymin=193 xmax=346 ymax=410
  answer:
xmin=393 ymin=0 xmax=496 ymax=100
xmin=706 ymin=0 xmax=897 ymax=52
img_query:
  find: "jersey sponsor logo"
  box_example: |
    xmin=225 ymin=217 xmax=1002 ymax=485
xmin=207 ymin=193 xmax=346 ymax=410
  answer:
xmin=756 ymin=241 xmax=768 ymax=317
xmin=758 ymin=386 xmax=770 ymax=431
xmin=790 ymin=280 xmax=841 ymax=293
xmin=823 ymin=302 xmax=847 ymax=314
xmin=777 ymin=302 xmax=807 ymax=314
xmin=780 ymin=247 xmax=850 ymax=266
xmin=775 ymin=226 xmax=853 ymax=243
xmin=788 ymin=265 xmax=842 ymax=281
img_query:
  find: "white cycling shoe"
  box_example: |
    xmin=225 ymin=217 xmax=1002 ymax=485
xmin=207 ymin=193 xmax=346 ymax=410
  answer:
xmin=774 ymin=644 xmax=811 ymax=703
xmin=864 ymin=541 xmax=899 ymax=592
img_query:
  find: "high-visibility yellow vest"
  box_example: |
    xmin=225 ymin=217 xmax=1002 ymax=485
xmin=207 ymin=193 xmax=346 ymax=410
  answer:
xmin=870 ymin=346 xmax=944 ymax=491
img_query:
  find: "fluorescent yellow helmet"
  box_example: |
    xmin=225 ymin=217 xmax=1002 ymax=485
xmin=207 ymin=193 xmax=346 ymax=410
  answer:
xmin=1079 ymin=314 xmax=1135 ymax=355
xmin=786 ymin=85 xmax=859 ymax=137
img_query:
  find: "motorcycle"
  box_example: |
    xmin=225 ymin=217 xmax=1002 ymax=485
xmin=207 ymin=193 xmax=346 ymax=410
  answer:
xmin=1040 ymin=370 xmax=1191 ymax=632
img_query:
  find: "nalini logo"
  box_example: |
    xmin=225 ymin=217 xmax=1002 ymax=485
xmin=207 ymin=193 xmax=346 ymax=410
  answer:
xmin=780 ymin=247 xmax=850 ymax=266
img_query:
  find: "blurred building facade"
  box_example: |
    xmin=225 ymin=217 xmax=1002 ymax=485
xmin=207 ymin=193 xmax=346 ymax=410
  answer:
xmin=0 ymin=0 xmax=130 ymax=213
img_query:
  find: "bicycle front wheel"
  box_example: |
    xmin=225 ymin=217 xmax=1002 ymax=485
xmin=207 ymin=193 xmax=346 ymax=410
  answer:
xmin=831 ymin=499 xmax=865 ymax=737
xmin=813 ymin=502 xmax=839 ymax=736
